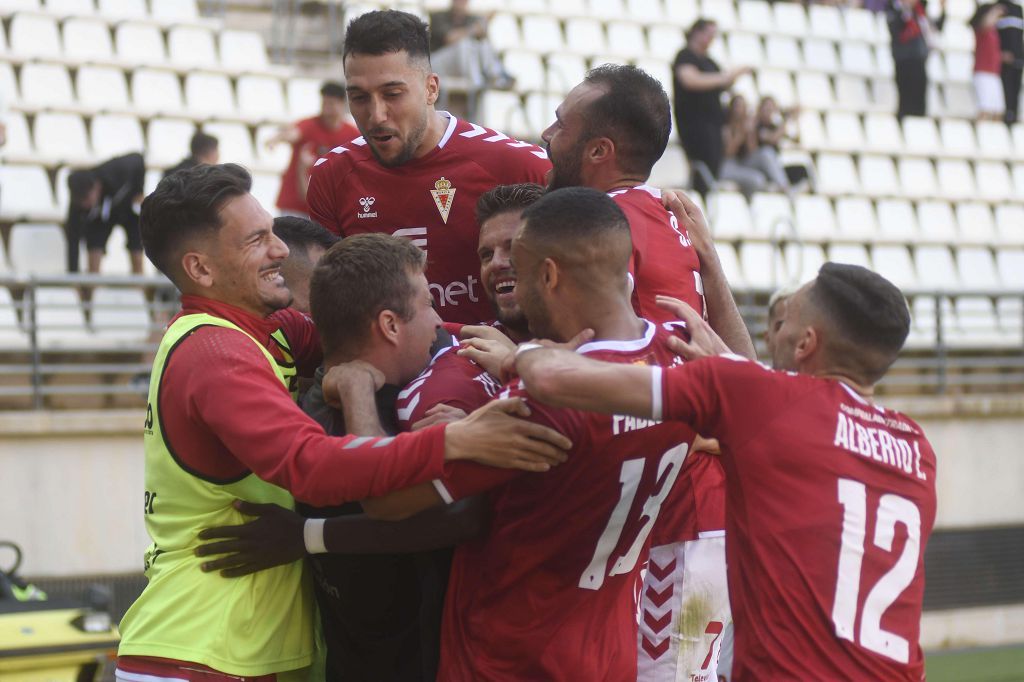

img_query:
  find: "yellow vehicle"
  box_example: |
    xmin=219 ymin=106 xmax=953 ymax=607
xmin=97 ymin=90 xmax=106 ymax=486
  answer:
xmin=0 ymin=542 xmax=119 ymax=682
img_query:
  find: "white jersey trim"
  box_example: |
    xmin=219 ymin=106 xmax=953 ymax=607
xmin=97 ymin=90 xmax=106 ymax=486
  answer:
xmin=698 ymin=529 xmax=726 ymax=539
xmin=651 ymin=366 xmax=663 ymax=421
xmin=437 ymin=111 xmax=458 ymax=148
xmin=577 ymin=320 xmax=656 ymax=354
xmin=432 ymin=478 xmax=455 ymax=504
xmin=114 ymin=670 xmax=187 ymax=682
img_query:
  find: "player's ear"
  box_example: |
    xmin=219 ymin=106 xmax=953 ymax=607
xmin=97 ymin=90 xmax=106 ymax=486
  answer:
xmin=425 ymin=72 xmax=440 ymax=106
xmin=587 ymin=137 xmax=614 ymax=165
xmin=793 ymin=324 xmax=818 ymax=364
xmin=541 ymin=258 xmax=559 ymax=292
xmin=181 ymin=251 xmax=214 ymax=289
xmin=377 ymin=309 xmax=402 ymax=346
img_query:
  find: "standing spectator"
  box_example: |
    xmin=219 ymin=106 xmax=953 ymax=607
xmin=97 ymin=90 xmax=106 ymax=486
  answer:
xmin=973 ymin=3 xmax=1009 ymax=120
xmin=266 ymin=82 xmax=358 ymax=218
xmin=887 ymin=0 xmax=945 ymax=119
xmin=429 ymin=0 xmax=513 ymax=119
xmin=672 ymin=19 xmax=752 ymax=195
xmin=65 ymin=152 xmax=145 ymax=274
xmin=162 ymin=131 xmax=220 ymax=179
xmin=998 ymin=0 xmax=1023 ymax=123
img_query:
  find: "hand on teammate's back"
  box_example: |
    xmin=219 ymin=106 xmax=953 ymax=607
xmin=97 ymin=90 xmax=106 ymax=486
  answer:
xmin=661 ymin=189 xmax=714 ymax=259
xmin=412 ymin=403 xmax=468 ymax=431
xmin=656 ymin=296 xmax=731 ymax=360
xmin=444 ymin=398 xmax=572 ymax=472
xmin=498 ymin=329 xmax=596 ymax=382
xmin=458 ymin=336 xmax=515 ymax=378
xmin=194 ymin=500 xmax=305 ymax=578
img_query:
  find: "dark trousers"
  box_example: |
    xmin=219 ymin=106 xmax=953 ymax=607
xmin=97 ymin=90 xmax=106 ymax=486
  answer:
xmin=1003 ymin=64 xmax=1023 ymax=123
xmin=680 ymin=119 xmax=724 ymax=196
xmin=895 ymin=57 xmax=928 ymax=119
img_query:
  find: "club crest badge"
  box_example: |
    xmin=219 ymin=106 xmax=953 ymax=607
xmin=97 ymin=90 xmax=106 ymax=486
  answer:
xmin=430 ymin=177 xmax=456 ymax=224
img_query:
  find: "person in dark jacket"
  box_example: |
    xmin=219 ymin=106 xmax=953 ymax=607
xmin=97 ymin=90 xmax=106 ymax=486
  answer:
xmin=998 ymin=0 xmax=1024 ymax=122
xmin=887 ymin=0 xmax=946 ymax=119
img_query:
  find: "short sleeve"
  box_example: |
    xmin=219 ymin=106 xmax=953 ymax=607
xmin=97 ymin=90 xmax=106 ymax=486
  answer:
xmin=306 ymin=161 xmax=341 ymax=235
xmin=396 ymin=350 xmax=496 ymax=430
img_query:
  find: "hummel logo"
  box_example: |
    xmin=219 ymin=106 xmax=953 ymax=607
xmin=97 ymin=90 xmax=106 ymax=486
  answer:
xmin=357 ymin=196 xmax=378 ymax=219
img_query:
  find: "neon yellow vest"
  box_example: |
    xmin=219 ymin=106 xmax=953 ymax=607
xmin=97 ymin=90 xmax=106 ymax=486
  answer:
xmin=271 ymin=328 xmax=300 ymax=401
xmin=118 ymin=313 xmax=315 ymax=678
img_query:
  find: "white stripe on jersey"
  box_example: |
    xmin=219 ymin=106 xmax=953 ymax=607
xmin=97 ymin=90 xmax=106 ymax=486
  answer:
xmin=114 ymin=670 xmax=188 ymax=682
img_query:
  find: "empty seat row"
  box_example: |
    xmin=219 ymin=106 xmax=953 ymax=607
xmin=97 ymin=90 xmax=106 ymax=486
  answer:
xmin=4 ymin=13 xmax=264 ymax=73
xmin=0 ymin=62 xmax=320 ymax=122
xmin=2 ymin=0 xmax=199 ymax=23
xmin=710 ymin=191 xmax=1024 ymax=247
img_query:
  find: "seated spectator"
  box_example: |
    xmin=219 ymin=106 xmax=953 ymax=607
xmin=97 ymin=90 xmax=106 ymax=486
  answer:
xmin=265 ymin=82 xmax=358 ymax=219
xmin=429 ymin=0 xmax=514 ymax=119
xmin=672 ymin=18 xmax=752 ymax=195
xmin=65 ymin=152 xmax=145 ymax=274
xmin=972 ymin=2 xmax=1008 ymax=120
xmin=754 ymin=97 xmax=802 ymax=193
xmin=719 ymin=95 xmax=774 ymax=199
xmin=163 ymin=131 xmax=220 ymax=179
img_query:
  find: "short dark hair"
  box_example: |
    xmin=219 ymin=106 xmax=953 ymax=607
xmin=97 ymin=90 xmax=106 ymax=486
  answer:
xmin=808 ymin=262 xmax=911 ymax=383
xmin=343 ymin=10 xmax=431 ymax=64
xmin=190 ymin=131 xmax=219 ymax=158
xmin=582 ymin=64 xmax=671 ymax=177
xmin=309 ymin=233 xmax=427 ymax=356
xmin=273 ymin=216 xmax=339 ymax=259
xmin=140 ymin=163 xmax=252 ymax=282
xmin=686 ymin=17 xmax=716 ymax=42
xmin=320 ymin=81 xmax=347 ymax=100
xmin=476 ymin=183 xmax=545 ymax=226
xmin=520 ymin=187 xmax=631 ymax=263
xmin=68 ymin=169 xmax=98 ymax=205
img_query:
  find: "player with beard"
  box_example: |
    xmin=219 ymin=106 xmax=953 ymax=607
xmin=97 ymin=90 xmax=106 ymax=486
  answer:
xmin=306 ymin=10 xmax=550 ymax=325
xmin=514 ymin=263 xmax=936 ymax=682
xmin=361 ymin=187 xmax=702 ymax=680
xmin=544 ymin=66 xmax=747 ymax=681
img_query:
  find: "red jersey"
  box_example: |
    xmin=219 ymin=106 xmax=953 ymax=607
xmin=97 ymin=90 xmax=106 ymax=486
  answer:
xmin=975 ymin=26 xmax=1002 ymax=74
xmin=276 ymin=116 xmax=358 ymax=214
xmin=654 ymin=355 xmax=937 ymax=681
xmin=436 ymin=322 xmax=698 ymax=681
xmin=395 ymin=343 xmax=502 ymax=429
xmin=610 ymin=185 xmax=707 ymax=325
xmin=306 ymin=114 xmax=551 ymax=324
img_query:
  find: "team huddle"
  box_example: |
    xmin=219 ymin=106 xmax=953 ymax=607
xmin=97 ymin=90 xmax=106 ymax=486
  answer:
xmin=112 ymin=9 xmax=938 ymax=682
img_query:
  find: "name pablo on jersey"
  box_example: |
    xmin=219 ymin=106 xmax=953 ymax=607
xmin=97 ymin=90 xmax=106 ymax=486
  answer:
xmin=612 ymin=414 xmax=662 ymax=435
xmin=833 ymin=405 xmax=928 ymax=481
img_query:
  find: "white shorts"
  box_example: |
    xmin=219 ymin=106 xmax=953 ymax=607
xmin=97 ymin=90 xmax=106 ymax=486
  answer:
xmin=637 ymin=534 xmax=731 ymax=682
xmin=974 ymin=72 xmax=1006 ymax=114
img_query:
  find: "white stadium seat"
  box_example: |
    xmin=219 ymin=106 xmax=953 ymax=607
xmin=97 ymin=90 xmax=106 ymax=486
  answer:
xmin=116 ymin=23 xmax=167 ymax=66
xmin=9 ymin=13 xmax=62 ymax=60
xmin=898 ymin=158 xmax=938 ymax=199
xmin=794 ymin=195 xmax=837 ymax=243
xmin=835 ymin=75 xmax=871 ymax=110
xmin=132 ymin=68 xmax=185 ymax=116
xmin=184 ymin=72 xmax=237 ymax=118
xmin=148 ymin=118 xmax=197 ymax=167
xmin=77 ymin=66 xmax=130 ymax=113
xmin=98 ymin=0 xmax=147 ymax=19
xmin=780 ymin=243 xmax=827 ymax=285
xmin=936 ymin=160 xmax=976 ymax=201
xmin=975 ymin=120 xmax=1013 ymax=160
xmin=796 ymin=73 xmax=834 ymax=110
xmin=0 ymin=288 xmax=29 ymax=350
xmin=91 ymin=114 xmax=145 ymax=159
xmin=902 ymin=116 xmax=941 ymax=155
xmin=703 ymin=0 xmax=738 ymax=30
xmin=710 ymin=191 xmax=753 ymax=241
xmin=525 ymin=92 xmax=561 ymax=136
xmin=995 ymin=205 xmax=1024 ymax=245
xmin=802 ymin=38 xmax=839 ymax=74
xmin=33 ymin=112 xmax=91 ymax=164
xmin=9 ymin=224 xmax=66 ymax=275
xmin=862 ymin=113 xmax=903 ymax=153
xmin=35 ymin=287 xmax=92 ymax=348
xmin=220 ymin=30 xmax=271 ymax=71
xmin=772 ymin=2 xmax=808 ymax=36
xmin=237 ymin=75 xmax=288 ymax=121
xmin=942 ymin=82 xmax=975 ymax=118
xmin=607 ymin=22 xmax=648 ymax=60
xmin=589 ymin=0 xmax=626 ymax=20
xmin=938 ymin=118 xmax=977 ymax=158
xmin=975 ymin=162 xmax=1014 ymax=202
xmin=627 ymin=0 xmax=665 ymax=22
xmin=914 ymin=245 xmax=960 ymax=290
xmin=757 ymin=70 xmax=795 ymax=108
xmin=996 ymin=249 xmax=1024 ymax=290
xmin=151 ymin=0 xmax=200 ymax=23
xmin=796 ymin=111 xmax=826 ymax=150
xmin=749 ymin=192 xmax=794 ymax=239
xmin=20 ymin=63 xmax=75 ymax=109
xmin=957 ymin=247 xmax=1000 ymax=290
xmin=955 ymin=203 xmax=998 ymax=245
xmin=250 ymin=172 xmax=282 ymax=215
xmin=648 ymin=25 xmax=684 ymax=61
xmin=480 ymin=91 xmax=529 ymax=139
xmin=872 ymin=245 xmax=917 ymax=290
xmin=823 ymin=111 xmax=865 ymax=152
xmin=487 ymin=14 xmax=522 ymax=52
xmin=1 ymin=112 xmax=34 ymax=161
xmin=829 ymin=243 xmax=872 ymax=269
xmin=168 ymin=26 xmax=219 ymax=69
xmin=835 ymin=197 xmax=878 ymax=241
xmin=565 ymin=18 xmax=607 ymax=55
xmin=858 ymin=155 xmax=899 ymax=199
xmin=520 ymin=15 xmax=564 ymax=53
xmin=739 ymin=241 xmax=780 ymax=289
xmin=547 ymin=53 xmax=588 ymax=94
xmin=255 ymin=124 xmax=293 ymax=171
xmin=91 ymin=288 xmax=150 ymax=341
xmin=809 ymin=5 xmax=845 ymax=40
xmin=876 ymin=199 xmax=920 ymax=242
xmin=944 ymin=50 xmax=974 ymax=83
xmin=46 ymin=0 xmax=94 ymax=14
xmin=714 ymin=242 xmax=745 ymax=288
xmin=726 ymin=32 xmax=764 ymax=67
xmin=63 ymin=18 xmax=114 ymax=62
xmin=816 ymin=153 xmax=859 ymax=195
xmin=202 ymin=122 xmax=255 ymax=167
xmin=287 ymin=78 xmax=324 ymax=118
xmin=916 ymin=200 xmax=958 ymax=244
xmin=665 ymin=0 xmax=699 ymax=27
xmin=845 ymin=8 xmax=882 ymax=43
xmin=503 ymin=50 xmax=547 ymax=93
xmin=839 ymin=42 xmax=875 ymax=77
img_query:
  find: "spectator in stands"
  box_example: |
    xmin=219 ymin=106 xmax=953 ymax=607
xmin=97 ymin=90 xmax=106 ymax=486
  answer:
xmin=163 ymin=132 xmax=220 ymax=179
xmin=429 ymin=0 xmax=513 ymax=119
xmin=265 ymin=82 xmax=358 ymax=219
xmin=272 ymin=216 xmax=338 ymax=314
xmin=886 ymin=0 xmax=945 ymax=119
xmin=973 ymin=4 xmax=1009 ymax=120
xmin=765 ymin=285 xmax=798 ymax=361
xmin=672 ymin=18 xmax=752 ymax=195
xmin=65 ymin=152 xmax=146 ymax=274
xmin=998 ymin=0 xmax=1023 ymax=123
xmin=720 ymin=95 xmax=791 ymax=199
xmin=755 ymin=97 xmax=805 ymax=193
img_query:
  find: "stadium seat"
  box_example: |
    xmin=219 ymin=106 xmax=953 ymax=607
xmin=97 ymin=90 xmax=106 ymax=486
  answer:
xmin=9 ymin=13 xmax=62 ymax=60
xmin=9 ymin=224 xmax=66 ymax=275
xmin=995 ymin=205 xmax=1024 ymax=245
xmin=872 ymin=245 xmax=917 ymax=290
xmin=874 ymin=44 xmax=896 ymax=78
xmin=996 ymin=249 xmax=1024 ymax=290
xmin=876 ymin=198 xmax=920 ymax=242
xmin=916 ymin=200 xmax=958 ymax=244
xmin=589 ymin=0 xmax=626 ymax=19
xmin=665 ymin=0 xmax=698 ymax=27
xmin=90 ymin=114 xmax=145 ymax=159
xmin=0 ymin=62 xmax=17 ymax=104
xmin=502 ymin=50 xmax=547 ymax=93
xmin=898 ymin=158 xmax=938 ymax=199
xmin=606 ymin=22 xmax=648 ymax=60
xmin=98 ymin=0 xmax=147 ymax=19
xmin=250 ymin=172 xmax=282 ymax=215
xmin=757 ymin=70 xmax=796 ymax=108
xmin=77 ymin=66 xmax=130 ymax=113
xmin=509 ymin=0 xmax=548 ymax=12
xmin=45 ymin=0 xmax=94 ymax=14
xmin=942 ymin=83 xmax=975 ymax=118
xmin=862 ymin=113 xmax=903 ymax=153
xmin=33 ymin=112 xmax=91 ymax=165
xmin=237 ymin=75 xmax=288 ymax=121
xmin=1 ymin=112 xmax=34 ymax=162
xmin=834 ymin=75 xmax=871 ymax=111
xmin=648 ymin=144 xmax=688 ymax=191
xmin=143 ymin=168 xmax=162 ymax=197
xmin=794 ymin=195 xmax=837 ymax=243
xmin=941 ymin=21 xmax=975 ymax=52
xmin=726 ymin=32 xmax=764 ymax=67
xmin=487 ymin=14 xmax=522 ymax=52
xmin=546 ymin=53 xmax=588 ymax=94
xmin=996 ymin=296 xmax=1023 ymax=340
xmin=938 ymin=118 xmax=977 ymax=159
xmin=35 ymin=287 xmax=93 ymax=348
xmin=749 ymin=192 xmax=794 ymax=239
xmin=802 ymin=38 xmax=839 ymax=74
xmin=872 ymin=79 xmax=899 ymax=111
xmin=739 ymin=241 xmax=781 ymax=289
xmin=957 ymin=247 xmax=1000 ymax=289
xmin=907 ymin=295 xmax=954 ymax=349
xmin=975 ymin=120 xmax=1012 ymax=161
xmin=857 ymin=155 xmax=899 ymax=199
xmin=808 ymin=5 xmax=845 ymax=41
xmin=147 ymin=118 xmax=196 ymax=168
xmin=20 ymin=63 xmax=75 ymax=110
xmin=480 ymin=91 xmax=529 ymax=138
xmin=91 ymin=288 xmax=150 ymax=342
xmin=0 ymin=0 xmax=41 ymax=12
xmin=738 ymin=0 xmax=774 ymax=34
xmin=709 ymin=190 xmax=753 ymax=241
xmin=1013 ymin=163 xmax=1024 ymax=199
xmin=816 ymin=153 xmax=859 ymax=195
xmin=703 ymin=0 xmax=738 ymax=30
xmin=951 ymin=296 xmax=1010 ymax=347
xmin=286 ymin=77 xmax=323 ymax=118
xmin=955 ymin=202 xmax=998 ymax=246
xmin=828 ymin=243 xmax=872 ymax=269
xmin=0 ymin=288 xmax=29 ymax=350
xmin=202 ymin=122 xmax=255 ymax=167
xmin=772 ymin=2 xmax=808 ymax=37
xmin=839 ymin=42 xmax=875 ymax=77
xmin=780 ymin=243 xmax=827 ymax=285
xmin=0 ymin=165 xmax=58 ymax=221
xmin=974 ymin=162 xmax=1014 ymax=201
xmin=902 ymin=116 xmax=940 ymax=156
xmin=845 ymin=8 xmax=882 ymax=43
xmin=151 ymin=0 xmax=200 ymax=23
xmin=796 ymin=73 xmax=834 ymax=111
xmin=914 ymin=245 xmax=960 ymax=292
xmin=63 ymin=18 xmax=114 ymax=62
xmin=184 ymin=72 xmax=237 ymax=118
xmin=823 ymin=111 xmax=864 ymax=152
xmin=648 ymin=25 xmax=684 ymax=62
xmin=835 ymin=197 xmax=878 ymax=241
xmin=796 ymin=111 xmax=826 ymax=151
xmin=168 ymin=26 xmax=219 ymax=69
xmin=519 ymin=15 xmax=563 ymax=53
xmin=220 ymin=30 xmax=271 ymax=72
xmin=1012 ymin=123 xmax=1024 ymax=157
xmin=935 ymin=160 xmax=976 ymax=201
xmin=943 ymin=50 xmax=973 ymax=83
xmin=525 ymin=92 xmax=561 ymax=136
xmin=132 ymin=68 xmax=185 ymax=116
xmin=255 ymin=124 xmax=292 ymax=171
xmin=565 ymin=18 xmax=607 ymax=56
xmin=627 ymin=0 xmax=665 ymax=22
xmin=116 ymin=23 xmax=167 ymax=66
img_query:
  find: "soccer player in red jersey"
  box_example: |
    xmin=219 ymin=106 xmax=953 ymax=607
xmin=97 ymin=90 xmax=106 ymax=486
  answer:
xmin=515 ymin=263 xmax=937 ymax=682
xmin=306 ymin=10 xmax=550 ymax=324
xmin=362 ymin=187 xmax=700 ymax=681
